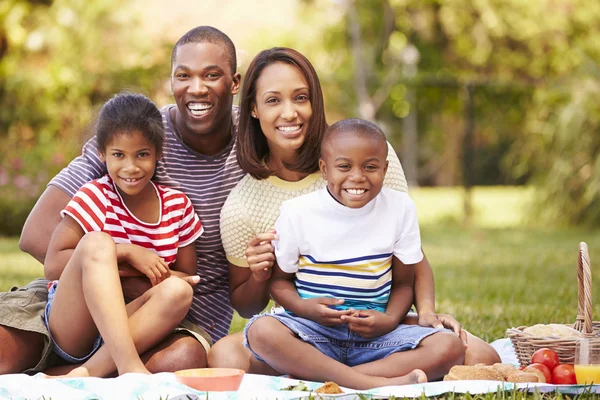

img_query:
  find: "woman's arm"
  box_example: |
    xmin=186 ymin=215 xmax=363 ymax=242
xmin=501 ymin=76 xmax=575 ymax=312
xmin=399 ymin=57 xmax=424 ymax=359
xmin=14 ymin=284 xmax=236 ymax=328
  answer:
xmin=228 ymin=262 xmax=271 ymax=319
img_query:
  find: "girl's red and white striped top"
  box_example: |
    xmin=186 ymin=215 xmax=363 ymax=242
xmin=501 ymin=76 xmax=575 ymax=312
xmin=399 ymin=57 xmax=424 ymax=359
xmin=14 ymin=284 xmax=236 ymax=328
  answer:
xmin=61 ymin=174 xmax=203 ymax=267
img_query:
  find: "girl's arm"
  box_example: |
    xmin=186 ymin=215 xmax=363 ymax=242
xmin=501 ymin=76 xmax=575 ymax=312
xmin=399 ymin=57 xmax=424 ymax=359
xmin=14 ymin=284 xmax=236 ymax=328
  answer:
xmin=171 ymin=243 xmax=199 ymax=280
xmin=44 ymin=215 xmax=85 ymax=280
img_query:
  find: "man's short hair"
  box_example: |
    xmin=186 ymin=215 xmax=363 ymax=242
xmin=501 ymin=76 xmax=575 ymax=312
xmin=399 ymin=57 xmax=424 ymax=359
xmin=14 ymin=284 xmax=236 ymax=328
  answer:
xmin=171 ymin=26 xmax=237 ymax=73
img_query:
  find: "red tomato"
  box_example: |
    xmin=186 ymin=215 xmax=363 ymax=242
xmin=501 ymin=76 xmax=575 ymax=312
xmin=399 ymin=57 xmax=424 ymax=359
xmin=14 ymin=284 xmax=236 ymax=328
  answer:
xmin=531 ymin=348 xmax=560 ymax=371
xmin=552 ymin=364 xmax=577 ymax=385
xmin=524 ymin=363 xmax=552 ymax=383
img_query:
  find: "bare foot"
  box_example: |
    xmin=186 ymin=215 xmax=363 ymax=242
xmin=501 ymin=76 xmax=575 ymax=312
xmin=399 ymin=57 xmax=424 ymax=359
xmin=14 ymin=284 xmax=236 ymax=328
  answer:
xmin=117 ymin=363 xmax=151 ymax=376
xmin=387 ymin=369 xmax=427 ymax=386
xmin=47 ymin=366 xmax=91 ymax=379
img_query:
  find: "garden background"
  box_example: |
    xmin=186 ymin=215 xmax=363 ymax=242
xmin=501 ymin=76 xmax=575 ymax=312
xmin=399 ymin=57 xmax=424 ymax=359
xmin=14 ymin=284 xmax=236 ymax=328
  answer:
xmin=1 ymin=0 xmax=600 ymax=343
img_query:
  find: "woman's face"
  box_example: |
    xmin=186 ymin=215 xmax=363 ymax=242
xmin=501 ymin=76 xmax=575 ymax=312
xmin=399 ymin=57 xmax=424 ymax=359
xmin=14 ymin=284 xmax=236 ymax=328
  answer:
xmin=252 ymin=62 xmax=313 ymax=155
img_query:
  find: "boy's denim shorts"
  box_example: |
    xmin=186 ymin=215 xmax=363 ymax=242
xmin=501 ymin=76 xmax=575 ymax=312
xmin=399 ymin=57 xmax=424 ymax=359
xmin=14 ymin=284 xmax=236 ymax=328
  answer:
xmin=43 ymin=281 xmax=104 ymax=364
xmin=244 ymin=310 xmax=443 ymax=367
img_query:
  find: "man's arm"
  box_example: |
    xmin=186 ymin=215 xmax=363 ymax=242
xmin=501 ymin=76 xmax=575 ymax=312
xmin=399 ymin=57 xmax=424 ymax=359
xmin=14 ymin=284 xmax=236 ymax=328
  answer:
xmin=19 ymin=186 xmax=71 ymax=264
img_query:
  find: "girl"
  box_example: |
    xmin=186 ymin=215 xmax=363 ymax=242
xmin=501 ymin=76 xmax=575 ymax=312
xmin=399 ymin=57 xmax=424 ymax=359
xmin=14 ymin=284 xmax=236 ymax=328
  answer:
xmin=43 ymin=92 xmax=203 ymax=377
xmin=212 ymin=47 xmax=500 ymax=373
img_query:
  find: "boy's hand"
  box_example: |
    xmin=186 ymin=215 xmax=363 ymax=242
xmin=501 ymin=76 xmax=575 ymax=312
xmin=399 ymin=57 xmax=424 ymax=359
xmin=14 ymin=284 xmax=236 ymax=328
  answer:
xmin=343 ymin=310 xmax=398 ymax=339
xmin=418 ymin=312 xmax=468 ymax=346
xmin=245 ymin=230 xmax=277 ymax=282
xmin=298 ymin=298 xmax=353 ymax=326
xmin=127 ymin=246 xmax=170 ymax=286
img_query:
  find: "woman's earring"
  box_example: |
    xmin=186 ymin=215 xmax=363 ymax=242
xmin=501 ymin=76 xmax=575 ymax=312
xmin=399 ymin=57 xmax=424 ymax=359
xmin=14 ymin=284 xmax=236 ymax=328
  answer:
xmin=251 ymin=113 xmax=257 ymax=118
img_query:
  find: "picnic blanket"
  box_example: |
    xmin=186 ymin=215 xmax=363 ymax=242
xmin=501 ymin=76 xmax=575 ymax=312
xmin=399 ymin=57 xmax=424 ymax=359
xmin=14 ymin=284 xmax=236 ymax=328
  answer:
xmin=0 ymin=339 xmax=596 ymax=399
xmin=0 ymin=372 xmax=598 ymax=399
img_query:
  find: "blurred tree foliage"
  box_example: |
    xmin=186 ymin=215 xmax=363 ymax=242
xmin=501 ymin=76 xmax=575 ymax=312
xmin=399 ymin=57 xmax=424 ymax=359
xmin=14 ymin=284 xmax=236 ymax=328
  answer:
xmin=300 ymin=0 xmax=600 ymax=225
xmin=0 ymin=0 xmax=170 ymax=235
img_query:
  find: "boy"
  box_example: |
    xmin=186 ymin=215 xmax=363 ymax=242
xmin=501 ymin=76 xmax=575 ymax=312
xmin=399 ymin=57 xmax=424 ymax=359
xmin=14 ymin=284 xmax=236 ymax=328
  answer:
xmin=244 ymin=119 xmax=465 ymax=389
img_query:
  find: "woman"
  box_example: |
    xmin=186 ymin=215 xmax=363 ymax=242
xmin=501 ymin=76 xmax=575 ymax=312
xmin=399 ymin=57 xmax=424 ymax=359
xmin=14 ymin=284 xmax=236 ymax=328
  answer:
xmin=210 ymin=47 xmax=500 ymax=373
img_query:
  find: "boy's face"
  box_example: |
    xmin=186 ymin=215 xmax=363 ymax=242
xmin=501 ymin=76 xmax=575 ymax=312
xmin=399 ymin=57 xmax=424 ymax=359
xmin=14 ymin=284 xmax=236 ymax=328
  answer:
xmin=319 ymin=132 xmax=388 ymax=209
xmin=171 ymin=42 xmax=241 ymax=140
xmin=99 ymin=130 xmax=159 ymax=200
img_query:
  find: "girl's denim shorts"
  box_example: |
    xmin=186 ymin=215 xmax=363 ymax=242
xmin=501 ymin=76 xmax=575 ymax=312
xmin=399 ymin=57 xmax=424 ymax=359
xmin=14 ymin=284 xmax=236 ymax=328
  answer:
xmin=43 ymin=281 xmax=103 ymax=363
xmin=244 ymin=310 xmax=443 ymax=367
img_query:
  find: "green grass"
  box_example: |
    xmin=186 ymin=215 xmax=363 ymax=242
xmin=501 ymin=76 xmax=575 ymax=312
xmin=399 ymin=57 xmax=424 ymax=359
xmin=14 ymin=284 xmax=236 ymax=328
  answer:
xmin=3 ymin=186 xmax=600 ymax=344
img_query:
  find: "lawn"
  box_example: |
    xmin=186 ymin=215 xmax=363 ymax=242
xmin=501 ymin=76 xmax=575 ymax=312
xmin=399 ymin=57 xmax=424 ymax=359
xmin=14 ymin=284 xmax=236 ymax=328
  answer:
xmin=2 ymin=186 xmax=600 ymax=344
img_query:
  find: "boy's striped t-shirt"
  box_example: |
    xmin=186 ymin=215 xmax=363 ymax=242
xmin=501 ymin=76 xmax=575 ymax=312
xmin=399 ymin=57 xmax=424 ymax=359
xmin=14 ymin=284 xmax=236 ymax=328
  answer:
xmin=274 ymin=187 xmax=424 ymax=313
xmin=50 ymin=105 xmax=245 ymax=342
xmin=61 ymin=175 xmax=203 ymax=267
xmin=296 ymin=253 xmax=393 ymax=312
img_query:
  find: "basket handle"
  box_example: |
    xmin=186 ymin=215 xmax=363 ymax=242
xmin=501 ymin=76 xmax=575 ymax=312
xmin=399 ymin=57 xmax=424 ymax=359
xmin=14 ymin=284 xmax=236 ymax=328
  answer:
xmin=575 ymin=242 xmax=593 ymax=334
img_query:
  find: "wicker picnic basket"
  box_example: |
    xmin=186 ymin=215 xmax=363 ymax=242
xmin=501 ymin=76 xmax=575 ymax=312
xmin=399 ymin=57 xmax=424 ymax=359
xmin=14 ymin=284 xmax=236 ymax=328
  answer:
xmin=506 ymin=242 xmax=600 ymax=367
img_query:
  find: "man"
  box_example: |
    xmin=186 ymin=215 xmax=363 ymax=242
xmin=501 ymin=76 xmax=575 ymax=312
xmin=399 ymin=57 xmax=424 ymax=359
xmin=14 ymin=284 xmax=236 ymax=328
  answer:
xmin=0 ymin=25 xmax=243 ymax=374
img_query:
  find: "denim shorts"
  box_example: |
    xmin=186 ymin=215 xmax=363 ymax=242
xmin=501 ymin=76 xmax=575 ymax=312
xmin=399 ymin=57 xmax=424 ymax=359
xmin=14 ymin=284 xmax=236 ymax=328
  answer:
xmin=43 ymin=281 xmax=104 ymax=364
xmin=244 ymin=311 xmax=443 ymax=367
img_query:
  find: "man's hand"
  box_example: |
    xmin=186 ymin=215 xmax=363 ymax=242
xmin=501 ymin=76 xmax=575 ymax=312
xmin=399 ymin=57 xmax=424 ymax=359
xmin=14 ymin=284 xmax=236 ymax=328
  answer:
xmin=245 ymin=230 xmax=277 ymax=283
xmin=418 ymin=312 xmax=468 ymax=345
xmin=342 ymin=309 xmax=398 ymax=339
xmin=297 ymin=298 xmax=354 ymax=326
xmin=126 ymin=246 xmax=170 ymax=286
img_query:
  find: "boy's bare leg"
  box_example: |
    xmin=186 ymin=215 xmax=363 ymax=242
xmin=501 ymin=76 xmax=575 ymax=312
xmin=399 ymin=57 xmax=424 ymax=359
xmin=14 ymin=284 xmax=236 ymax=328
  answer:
xmin=353 ymin=331 xmax=465 ymax=381
xmin=63 ymin=276 xmax=192 ymax=377
xmin=401 ymin=313 xmax=500 ymax=366
xmin=208 ymin=332 xmax=279 ymax=374
xmin=246 ymin=317 xmax=427 ymax=390
xmin=0 ymin=326 xmax=45 ymax=374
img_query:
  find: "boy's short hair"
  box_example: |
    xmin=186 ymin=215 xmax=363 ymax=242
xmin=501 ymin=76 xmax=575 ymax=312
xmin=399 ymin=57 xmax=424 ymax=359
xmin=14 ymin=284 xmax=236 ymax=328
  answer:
xmin=171 ymin=26 xmax=237 ymax=73
xmin=321 ymin=118 xmax=387 ymax=157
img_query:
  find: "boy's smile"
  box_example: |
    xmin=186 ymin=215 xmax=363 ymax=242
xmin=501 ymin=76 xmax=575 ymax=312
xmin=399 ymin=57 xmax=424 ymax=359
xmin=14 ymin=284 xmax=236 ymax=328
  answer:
xmin=319 ymin=133 xmax=388 ymax=209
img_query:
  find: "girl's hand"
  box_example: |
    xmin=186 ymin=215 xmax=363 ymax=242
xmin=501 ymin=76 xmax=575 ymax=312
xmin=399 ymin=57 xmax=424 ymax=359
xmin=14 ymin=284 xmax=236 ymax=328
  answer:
xmin=127 ymin=246 xmax=170 ymax=286
xmin=342 ymin=310 xmax=398 ymax=339
xmin=418 ymin=312 xmax=468 ymax=346
xmin=298 ymin=297 xmax=353 ymax=326
xmin=245 ymin=230 xmax=277 ymax=282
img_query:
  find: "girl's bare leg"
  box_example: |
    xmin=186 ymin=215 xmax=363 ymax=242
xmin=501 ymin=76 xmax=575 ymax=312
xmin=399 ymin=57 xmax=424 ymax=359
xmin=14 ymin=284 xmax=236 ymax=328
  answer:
xmin=246 ymin=317 xmax=427 ymax=390
xmin=353 ymin=331 xmax=465 ymax=381
xmin=64 ymin=276 xmax=192 ymax=377
xmin=48 ymin=232 xmax=147 ymax=375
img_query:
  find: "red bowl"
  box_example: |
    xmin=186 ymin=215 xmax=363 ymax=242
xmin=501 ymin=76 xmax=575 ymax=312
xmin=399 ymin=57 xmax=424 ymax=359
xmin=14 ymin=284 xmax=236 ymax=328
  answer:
xmin=174 ymin=368 xmax=245 ymax=391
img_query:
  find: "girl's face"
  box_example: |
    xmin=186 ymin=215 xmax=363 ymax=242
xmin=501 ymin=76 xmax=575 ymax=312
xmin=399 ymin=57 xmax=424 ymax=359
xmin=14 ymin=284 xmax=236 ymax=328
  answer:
xmin=251 ymin=62 xmax=313 ymax=156
xmin=98 ymin=130 xmax=159 ymax=200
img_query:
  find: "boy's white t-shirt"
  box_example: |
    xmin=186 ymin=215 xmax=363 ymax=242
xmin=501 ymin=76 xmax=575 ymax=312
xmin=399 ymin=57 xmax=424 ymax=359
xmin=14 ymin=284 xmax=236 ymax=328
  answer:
xmin=274 ymin=187 xmax=423 ymax=312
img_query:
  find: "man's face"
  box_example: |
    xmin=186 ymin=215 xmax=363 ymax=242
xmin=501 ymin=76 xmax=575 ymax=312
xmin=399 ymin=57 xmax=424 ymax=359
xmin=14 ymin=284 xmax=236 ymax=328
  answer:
xmin=171 ymin=42 xmax=241 ymax=139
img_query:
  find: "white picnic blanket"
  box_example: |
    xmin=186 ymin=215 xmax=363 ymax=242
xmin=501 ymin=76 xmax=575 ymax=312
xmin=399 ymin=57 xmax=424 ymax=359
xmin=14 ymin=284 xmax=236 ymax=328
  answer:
xmin=0 ymin=372 xmax=598 ymax=400
xmin=0 ymin=340 xmax=592 ymax=399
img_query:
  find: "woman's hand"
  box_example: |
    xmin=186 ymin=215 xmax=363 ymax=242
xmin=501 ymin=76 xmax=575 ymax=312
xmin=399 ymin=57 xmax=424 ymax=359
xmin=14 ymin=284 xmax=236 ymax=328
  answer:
xmin=297 ymin=297 xmax=353 ymax=326
xmin=418 ymin=312 xmax=468 ymax=345
xmin=245 ymin=230 xmax=277 ymax=282
xmin=126 ymin=245 xmax=170 ymax=286
xmin=343 ymin=310 xmax=398 ymax=339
